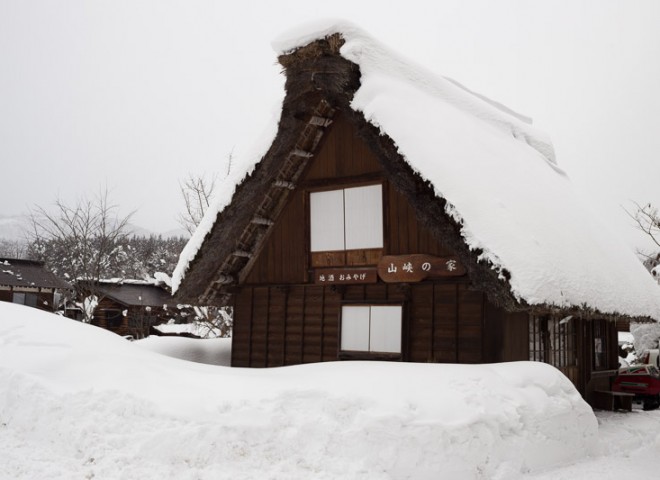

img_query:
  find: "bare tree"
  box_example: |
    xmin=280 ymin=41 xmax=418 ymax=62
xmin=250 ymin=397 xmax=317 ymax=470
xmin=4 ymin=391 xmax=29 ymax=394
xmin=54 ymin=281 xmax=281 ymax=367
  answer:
xmin=626 ymin=201 xmax=660 ymax=278
xmin=177 ymin=173 xmax=217 ymax=236
xmin=27 ymin=189 xmax=133 ymax=322
xmin=628 ymin=201 xmax=660 ymax=249
xmin=0 ymin=239 xmax=28 ymax=259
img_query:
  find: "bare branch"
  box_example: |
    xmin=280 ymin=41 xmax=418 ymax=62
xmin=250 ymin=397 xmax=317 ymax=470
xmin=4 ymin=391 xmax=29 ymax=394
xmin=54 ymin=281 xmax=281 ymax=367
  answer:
xmin=177 ymin=172 xmax=218 ymax=236
xmin=625 ymin=201 xmax=660 ymax=249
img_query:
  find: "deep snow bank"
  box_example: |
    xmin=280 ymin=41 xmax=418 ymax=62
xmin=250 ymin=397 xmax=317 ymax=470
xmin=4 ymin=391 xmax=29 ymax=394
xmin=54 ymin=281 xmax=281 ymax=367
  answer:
xmin=0 ymin=303 xmax=597 ymax=479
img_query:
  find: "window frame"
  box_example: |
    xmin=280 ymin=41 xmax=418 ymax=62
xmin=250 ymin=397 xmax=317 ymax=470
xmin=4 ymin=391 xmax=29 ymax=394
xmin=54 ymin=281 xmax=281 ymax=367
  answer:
xmin=529 ymin=314 xmax=577 ymax=373
xmin=104 ymin=309 xmax=124 ymax=329
xmin=12 ymin=292 xmax=39 ymax=308
xmin=338 ymin=303 xmax=403 ymax=360
xmin=309 ymin=183 xmax=384 ymax=253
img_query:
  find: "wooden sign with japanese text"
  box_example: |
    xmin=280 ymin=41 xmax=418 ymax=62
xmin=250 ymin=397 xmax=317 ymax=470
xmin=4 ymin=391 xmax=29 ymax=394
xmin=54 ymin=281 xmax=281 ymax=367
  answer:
xmin=314 ymin=268 xmax=378 ymax=285
xmin=377 ymin=254 xmax=465 ymax=283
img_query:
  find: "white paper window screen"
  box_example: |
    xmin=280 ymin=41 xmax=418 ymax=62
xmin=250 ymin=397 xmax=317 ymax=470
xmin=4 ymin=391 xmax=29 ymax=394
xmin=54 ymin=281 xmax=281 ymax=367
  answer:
xmin=369 ymin=306 xmax=402 ymax=353
xmin=341 ymin=306 xmax=371 ymax=351
xmin=310 ymin=189 xmax=345 ymax=252
xmin=341 ymin=305 xmax=402 ymax=353
xmin=310 ymin=184 xmax=383 ymax=252
xmin=344 ymin=184 xmax=383 ymax=250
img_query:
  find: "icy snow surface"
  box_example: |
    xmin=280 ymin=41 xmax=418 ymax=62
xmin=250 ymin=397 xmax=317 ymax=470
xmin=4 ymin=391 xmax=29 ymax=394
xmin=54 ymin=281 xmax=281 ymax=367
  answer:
xmin=0 ymin=303 xmax=602 ymax=479
xmin=173 ymin=20 xmax=660 ymax=320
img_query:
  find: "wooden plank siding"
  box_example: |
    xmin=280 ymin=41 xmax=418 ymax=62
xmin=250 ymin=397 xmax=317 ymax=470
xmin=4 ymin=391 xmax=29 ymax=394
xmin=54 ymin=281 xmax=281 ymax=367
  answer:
xmin=386 ymin=183 xmax=455 ymax=258
xmin=232 ymin=281 xmax=514 ymax=368
xmin=482 ymin=305 xmax=529 ymax=363
xmin=243 ymin=189 xmax=308 ymax=285
xmin=91 ymin=297 xmax=132 ymax=337
xmin=303 ymin=115 xmax=382 ymax=181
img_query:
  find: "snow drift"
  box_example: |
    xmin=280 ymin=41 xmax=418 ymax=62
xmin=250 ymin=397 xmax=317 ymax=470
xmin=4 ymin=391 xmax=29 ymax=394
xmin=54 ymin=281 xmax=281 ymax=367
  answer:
xmin=0 ymin=303 xmax=596 ymax=479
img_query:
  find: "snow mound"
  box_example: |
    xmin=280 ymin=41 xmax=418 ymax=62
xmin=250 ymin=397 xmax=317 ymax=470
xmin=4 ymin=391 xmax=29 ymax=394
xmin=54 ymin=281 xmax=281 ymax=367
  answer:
xmin=0 ymin=303 xmax=597 ymax=479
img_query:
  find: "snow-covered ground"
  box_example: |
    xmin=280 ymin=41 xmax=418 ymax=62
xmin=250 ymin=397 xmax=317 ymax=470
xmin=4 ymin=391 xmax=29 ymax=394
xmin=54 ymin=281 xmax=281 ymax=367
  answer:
xmin=1 ymin=303 xmax=659 ymax=479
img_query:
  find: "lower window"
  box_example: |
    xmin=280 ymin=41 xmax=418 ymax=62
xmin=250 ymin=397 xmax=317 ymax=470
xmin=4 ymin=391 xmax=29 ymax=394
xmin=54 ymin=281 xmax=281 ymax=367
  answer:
xmin=105 ymin=310 xmax=123 ymax=329
xmin=341 ymin=305 xmax=402 ymax=354
xmin=12 ymin=292 xmax=39 ymax=308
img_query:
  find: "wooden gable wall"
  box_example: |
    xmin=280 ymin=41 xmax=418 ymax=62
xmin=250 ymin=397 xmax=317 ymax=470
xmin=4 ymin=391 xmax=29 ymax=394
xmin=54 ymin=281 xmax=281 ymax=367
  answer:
xmin=231 ymin=114 xmax=531 ymax=369
xmin=243 ymin=114 xmax=455 ymax=286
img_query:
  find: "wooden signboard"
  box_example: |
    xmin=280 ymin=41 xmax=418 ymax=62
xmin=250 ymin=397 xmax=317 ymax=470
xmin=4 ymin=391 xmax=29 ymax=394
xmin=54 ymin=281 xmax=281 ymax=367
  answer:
xmin=314 ymin=268 xmax=378 ymax=285
xmin=377 ymin=254 xmax=465 ymax=283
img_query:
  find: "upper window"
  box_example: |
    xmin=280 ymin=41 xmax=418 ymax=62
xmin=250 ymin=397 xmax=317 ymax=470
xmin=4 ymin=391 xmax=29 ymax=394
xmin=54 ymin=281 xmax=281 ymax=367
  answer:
xmin=310 ymin=184 xmax=383 ymax=252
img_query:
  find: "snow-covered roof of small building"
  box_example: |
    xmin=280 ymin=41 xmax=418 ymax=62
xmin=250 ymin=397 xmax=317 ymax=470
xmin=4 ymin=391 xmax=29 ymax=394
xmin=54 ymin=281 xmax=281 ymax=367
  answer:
xmin=83 ymin=280 xmax=171 ymax=308
xmin=173 ymin=20 xmax=660 ymax=320
xmin=0 ymin=258 xmax=71 ymax=290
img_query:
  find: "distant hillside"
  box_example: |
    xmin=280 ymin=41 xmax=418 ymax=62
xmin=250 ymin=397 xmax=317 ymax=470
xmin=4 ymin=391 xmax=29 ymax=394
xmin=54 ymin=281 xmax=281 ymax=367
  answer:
xmin=127 ymin=224 xmax=189 ymax=239
xmin=0 ymin=215 xmax=30 ymax=242
xmin=160 ymin=227 xmax=190 ymax=239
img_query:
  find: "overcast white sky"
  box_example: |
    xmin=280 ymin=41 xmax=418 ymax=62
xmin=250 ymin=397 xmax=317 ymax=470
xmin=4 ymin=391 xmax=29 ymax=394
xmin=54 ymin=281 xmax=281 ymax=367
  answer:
xmin=1 ymin=0 xmax=659 ymax=251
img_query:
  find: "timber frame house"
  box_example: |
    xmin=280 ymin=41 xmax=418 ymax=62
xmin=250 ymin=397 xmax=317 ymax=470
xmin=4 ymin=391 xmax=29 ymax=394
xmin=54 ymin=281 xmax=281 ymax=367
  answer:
xmin=0 ymin=258 xmax=70 ymax=312
xmin=79 ymin=280 xmax=172 ymax=339
xmin=174 ymin=26 xmax=660 ymax=408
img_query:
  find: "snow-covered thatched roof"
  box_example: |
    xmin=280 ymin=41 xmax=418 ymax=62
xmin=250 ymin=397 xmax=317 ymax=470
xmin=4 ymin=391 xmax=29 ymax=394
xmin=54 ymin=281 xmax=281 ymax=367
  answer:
xmin=173 ymin=20 xmax=660 ymax=320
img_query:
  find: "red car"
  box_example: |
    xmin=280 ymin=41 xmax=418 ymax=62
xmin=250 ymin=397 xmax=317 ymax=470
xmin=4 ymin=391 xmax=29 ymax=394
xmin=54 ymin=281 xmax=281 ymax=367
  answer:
xmin=613 ymin=350 xmax=660 ymax=410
